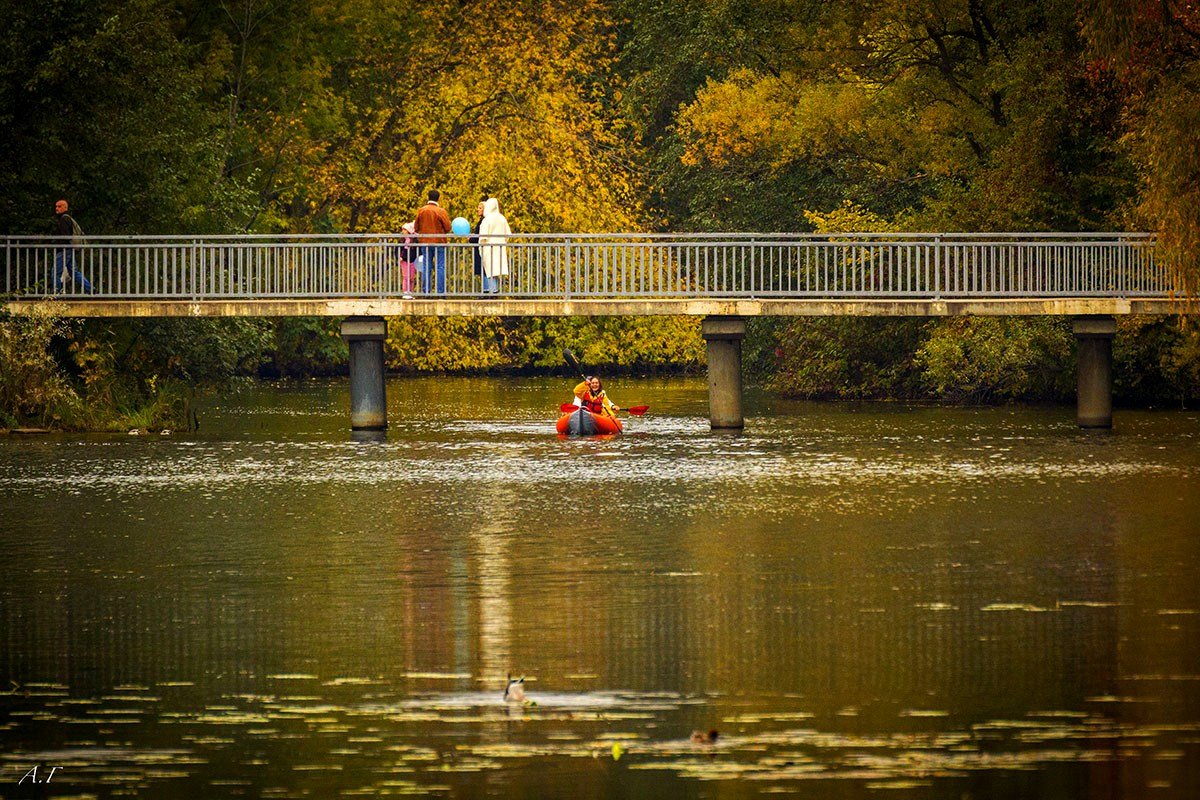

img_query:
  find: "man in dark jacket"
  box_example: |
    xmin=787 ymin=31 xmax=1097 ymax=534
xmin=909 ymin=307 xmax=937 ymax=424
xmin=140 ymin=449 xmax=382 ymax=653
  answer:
xmin=53 ymin=199 xmax=93 ymax=293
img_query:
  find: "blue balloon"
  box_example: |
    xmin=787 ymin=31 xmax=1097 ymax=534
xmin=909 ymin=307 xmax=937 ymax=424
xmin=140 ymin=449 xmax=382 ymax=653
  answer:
xmin=451 ymin=216 xmax=471 ymax=236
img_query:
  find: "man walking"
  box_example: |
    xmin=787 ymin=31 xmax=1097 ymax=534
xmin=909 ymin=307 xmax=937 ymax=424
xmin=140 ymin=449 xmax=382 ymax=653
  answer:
xmin=53 ymin=199 xmax=93 ymax=294
xmin=414 ymin=190 xmax=452 ymax=294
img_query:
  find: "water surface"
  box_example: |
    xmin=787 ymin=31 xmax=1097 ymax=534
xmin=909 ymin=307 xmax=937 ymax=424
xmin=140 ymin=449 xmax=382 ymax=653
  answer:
xmin=2 ymin=378 xmax=1199 ymax=798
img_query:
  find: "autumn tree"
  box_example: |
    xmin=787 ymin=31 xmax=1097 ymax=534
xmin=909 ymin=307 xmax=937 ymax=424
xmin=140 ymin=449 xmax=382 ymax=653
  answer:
xmin=1081 ymin=0 xmax=1200 ymax=290
xmin=670 ymin=0 xmax=1132 ymax=232
xmin=205 ymin=0 xmax=641 ymax=233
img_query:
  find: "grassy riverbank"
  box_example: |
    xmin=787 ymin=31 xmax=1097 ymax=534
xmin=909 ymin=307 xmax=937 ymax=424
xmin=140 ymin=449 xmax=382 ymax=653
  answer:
xmin=0 ymin=310 xmax=264 ymax=432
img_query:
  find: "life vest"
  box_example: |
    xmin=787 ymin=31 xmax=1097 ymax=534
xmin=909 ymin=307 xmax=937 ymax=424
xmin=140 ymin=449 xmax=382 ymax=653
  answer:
xmin=581 ymin=391 xmax=606 ymax=415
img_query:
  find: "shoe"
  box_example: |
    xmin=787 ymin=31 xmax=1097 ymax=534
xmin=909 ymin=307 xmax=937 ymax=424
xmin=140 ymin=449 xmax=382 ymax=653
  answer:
xmin=402 ymin=293 xmax=414 ymax=300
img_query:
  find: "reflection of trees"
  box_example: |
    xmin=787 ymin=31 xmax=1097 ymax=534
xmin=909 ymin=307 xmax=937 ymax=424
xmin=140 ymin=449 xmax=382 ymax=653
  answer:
xmin=601 ymin=494 xmax=1124 ymax=716
xmin=475 ymin=545 xmax=510 ymax=686
xmin=471 ymin=491 xmax=519 ymax=690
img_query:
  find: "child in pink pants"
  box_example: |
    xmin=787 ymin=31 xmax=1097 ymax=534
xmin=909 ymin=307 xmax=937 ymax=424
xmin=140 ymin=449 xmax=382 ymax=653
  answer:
xmin=399 ymin=222 xmax=418 ymax=297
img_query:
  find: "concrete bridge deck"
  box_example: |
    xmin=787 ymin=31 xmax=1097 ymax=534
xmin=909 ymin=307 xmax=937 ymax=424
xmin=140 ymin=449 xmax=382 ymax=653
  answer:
xmin=1 ymin=296 xmax=1184 ymax=317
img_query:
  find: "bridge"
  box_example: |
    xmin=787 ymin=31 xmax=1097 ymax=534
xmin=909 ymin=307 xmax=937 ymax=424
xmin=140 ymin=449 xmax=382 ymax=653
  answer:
xmin=3 ymin=232 xmax=1185 ymax=432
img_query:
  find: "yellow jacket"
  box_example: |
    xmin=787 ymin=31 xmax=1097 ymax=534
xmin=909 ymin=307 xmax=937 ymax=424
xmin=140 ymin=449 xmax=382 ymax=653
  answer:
xmin=573 ymin=381 xmax=617 ymax=417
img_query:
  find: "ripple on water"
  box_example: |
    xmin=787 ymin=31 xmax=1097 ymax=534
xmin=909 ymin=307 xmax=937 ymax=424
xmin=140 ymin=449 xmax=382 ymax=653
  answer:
xmin=0 ymin=438 xmax=1191 ymax=495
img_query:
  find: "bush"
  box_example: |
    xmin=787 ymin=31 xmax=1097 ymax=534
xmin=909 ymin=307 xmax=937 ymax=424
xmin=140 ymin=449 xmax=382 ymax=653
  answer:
xmin=1114 ymin=316 xmax=1200 ymax=408
xmin=384 ymin=316 xmax=704 ymax=374
xmin=0 ymin=309 xmax=81 ymax=428
xmin=915 ymin=317 xmax=1075 ymax=402
xmin=767 ymin=317 xmax=931 ymax=399
xmin=266 ymin=318 xmax=349 ymax=378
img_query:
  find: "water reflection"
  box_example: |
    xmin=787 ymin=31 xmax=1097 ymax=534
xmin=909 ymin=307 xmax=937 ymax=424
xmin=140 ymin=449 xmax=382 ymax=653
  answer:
xmin=1 ymin=378 xmax=1199 ymax=798
xmin=474 ymin=507 xmax=516 ymax=696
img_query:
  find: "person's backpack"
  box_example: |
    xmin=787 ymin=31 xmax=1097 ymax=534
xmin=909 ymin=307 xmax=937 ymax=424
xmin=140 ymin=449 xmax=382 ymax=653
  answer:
xmin=66 ymin=214 xmax=83 ymax=244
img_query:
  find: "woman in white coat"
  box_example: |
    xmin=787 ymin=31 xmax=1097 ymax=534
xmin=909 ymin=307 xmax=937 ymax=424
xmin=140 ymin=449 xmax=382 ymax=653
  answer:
xmin=478 ymin=197 xmax=511 ymax=294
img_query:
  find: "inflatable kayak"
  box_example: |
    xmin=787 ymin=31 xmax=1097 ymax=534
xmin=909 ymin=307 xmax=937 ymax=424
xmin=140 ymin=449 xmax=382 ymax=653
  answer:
xmin=556 ymin=407 xmax=623 ymax=436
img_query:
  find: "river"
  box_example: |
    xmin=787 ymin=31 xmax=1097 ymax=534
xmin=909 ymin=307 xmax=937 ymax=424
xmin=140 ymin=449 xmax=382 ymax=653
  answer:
xmin=2 ymin=377 xmax=1199 ymax=799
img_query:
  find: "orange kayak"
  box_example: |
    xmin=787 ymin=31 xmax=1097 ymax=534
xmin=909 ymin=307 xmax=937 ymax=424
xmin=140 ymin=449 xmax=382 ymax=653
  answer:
xmin=556 ymin=407 xmax=623 ymax=436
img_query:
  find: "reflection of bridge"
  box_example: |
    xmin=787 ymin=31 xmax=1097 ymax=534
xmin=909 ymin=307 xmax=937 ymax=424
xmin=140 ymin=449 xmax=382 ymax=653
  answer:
xmin=3 ymin=232 xmax=1185 ymax=431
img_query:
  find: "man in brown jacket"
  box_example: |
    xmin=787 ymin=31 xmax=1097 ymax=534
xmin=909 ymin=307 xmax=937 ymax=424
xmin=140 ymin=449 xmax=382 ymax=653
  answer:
xmin=414 ymin=190 xmax=452 ymax=293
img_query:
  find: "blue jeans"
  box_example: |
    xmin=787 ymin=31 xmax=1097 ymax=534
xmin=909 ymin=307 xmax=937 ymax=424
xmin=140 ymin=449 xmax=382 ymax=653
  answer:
xmin=419 ymin=246 xmax=446 ymax=294
xmin=482 ymin=275 xmax=499 ymax=293
xmin=54 ymin=249 xmax=93 ymax=293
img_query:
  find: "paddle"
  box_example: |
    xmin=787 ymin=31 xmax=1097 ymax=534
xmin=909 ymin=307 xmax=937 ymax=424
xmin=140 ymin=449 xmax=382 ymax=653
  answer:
xmin=562 ymin=348 xmax=585 ymax=380
xmin=559 ymin=403 xmax=649 ymax=416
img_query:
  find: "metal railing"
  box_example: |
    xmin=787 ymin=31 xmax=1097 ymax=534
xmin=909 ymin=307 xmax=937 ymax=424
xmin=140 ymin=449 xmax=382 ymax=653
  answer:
xmin=2 ymin=232 xmax=1170 ymax=300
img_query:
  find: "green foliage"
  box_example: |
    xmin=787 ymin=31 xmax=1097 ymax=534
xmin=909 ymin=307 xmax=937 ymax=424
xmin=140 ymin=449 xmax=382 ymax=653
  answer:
xmin=135 ymin=318 xmax=273 ymax=385
xmin=2 ymin=316 xmax=267 ymax=428
xmin=0 ymin=310 xmax=81 ymax=428
xmin=0 ymin=0 xmax=252 ymax=234
xmin=768 ymin=318 xmax=931 ymax=400
xmin=766 ymin=315 xmax=1200 ymax=405
xmin=1114 ymin=316 xmax=1200 ymax=407
xmin=915 ymin=318 xmax=1075 ymax=402
xmin=0 ymin=313 xmax=274 ymax=431
xmin=267 ymin=318 xmax=348 ymax=378
xmin=66 ymin=318 xmax=272 ymax=429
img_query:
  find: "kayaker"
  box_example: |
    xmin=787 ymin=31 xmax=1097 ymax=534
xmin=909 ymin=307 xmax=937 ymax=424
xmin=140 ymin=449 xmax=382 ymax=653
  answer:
xmin=573 ymin=376 xmax=620 ymax=418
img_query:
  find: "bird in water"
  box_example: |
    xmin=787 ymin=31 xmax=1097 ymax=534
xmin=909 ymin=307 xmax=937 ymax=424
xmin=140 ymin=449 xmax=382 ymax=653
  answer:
xmin=504 ymin=674 xmax=527 ymax=703
xmin=690 ymin=729 xmax=719 ymax=744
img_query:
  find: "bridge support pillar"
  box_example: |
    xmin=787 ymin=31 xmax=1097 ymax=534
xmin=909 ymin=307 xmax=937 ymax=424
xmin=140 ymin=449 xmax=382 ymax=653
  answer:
xmin=1073 ymin=316 xmax=1116 ymax=430
xmin=702 ymin=316 xmax=746 ymax=430
xmin=341 ymin=316 xmax=388 ymax=432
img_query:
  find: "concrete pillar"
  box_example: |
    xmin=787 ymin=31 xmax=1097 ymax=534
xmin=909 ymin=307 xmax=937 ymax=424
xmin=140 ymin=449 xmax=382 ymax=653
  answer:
xmin=1073 ymin=316 xmax=1116 ymax=430
xmin=702 ymin=315 xmax=746 ymax=430
xmin=341 ymin=316 xmax=388 ymax=432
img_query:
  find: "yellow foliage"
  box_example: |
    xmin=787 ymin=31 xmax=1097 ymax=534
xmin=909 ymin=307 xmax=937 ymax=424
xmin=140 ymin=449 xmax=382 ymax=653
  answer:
xmin=803 ymin=202 xmax=893 ymax=234
xmin=678 ymin=69 xmax=878 ymax=170
xmin=282 ymin=0 xmax=642 ymax=235
xmin=385 ymin=317 xmax=510 ymax=373
xmin=670 ymin=1 xmax=1097 ymax=231
xmin=382 ymin=316 xmax=704 ymax=374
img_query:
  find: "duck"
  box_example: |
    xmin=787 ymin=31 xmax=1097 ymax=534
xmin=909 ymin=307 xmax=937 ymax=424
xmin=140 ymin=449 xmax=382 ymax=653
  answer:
xmin=503 ymin=674 xmax=527 ymax=703
xmin=690 ymin=729 xmax=719 ymax=745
